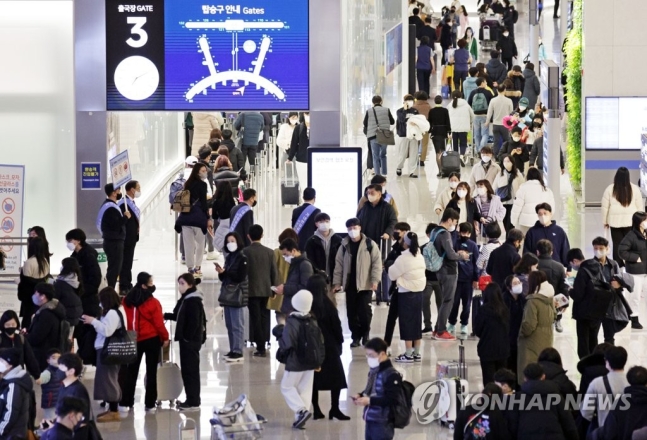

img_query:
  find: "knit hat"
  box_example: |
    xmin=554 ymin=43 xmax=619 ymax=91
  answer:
xmin=519 ymin=97 xmax=530 ymax=108
xmin=291 ymin=290 xmax=313 ymax=313
xmin=0 ymin=348 xmax=21 ymax=367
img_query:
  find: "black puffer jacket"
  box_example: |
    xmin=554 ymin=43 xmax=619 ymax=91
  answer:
xmin=27 ymin=299 xmax=66 ymax=370
xmin=213 ymin=166 xmax=241 ymax=189
xmin=571 ymin=258 xmax=620 ymax=321
xmin=576 ymin=352 xmax=608 ymax=396
xmin=357 ymin=198 xmax=397 ymax=244
xmin=537 ymin=255 xmax=570 ymax=296
xmin=474 ymin=304 xmax=510 ymax=361
xmin=618 ymin=228 xmax=647 ymax=275
xmin=54 ymin=277 xmax=83 ymax=327
xmin=538 ymin=360 xmax=578 ymax=399
xmin=164 ymin=288 xmax=206 ymax=344
xmin=218 ymin=251 xmax=249 ymax=307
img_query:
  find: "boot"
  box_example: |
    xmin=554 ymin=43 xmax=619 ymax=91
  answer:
xmin=631 ymin=316 xmax=644 ymax=330
xmin=312 ymin=391 xmax=325 ymax=420
xmin=329 ymin=389 xmax=350 ymax=420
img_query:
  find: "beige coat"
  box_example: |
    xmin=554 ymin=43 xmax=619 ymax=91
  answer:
xmin=468 ymin=161 xmax=501 ymax=195
xmin=601 ymin=183 xmax=644 ymax=228
xmin=333 ymin=235 xmax=382 ymax=291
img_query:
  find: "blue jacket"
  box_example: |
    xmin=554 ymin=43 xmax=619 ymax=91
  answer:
xmin=463 ymin=77 xmax=479 ymax=102
xmin=523 ymin=221 xmax=571 ymax=267
xmin=234 ymin=112 xmax=265 ymax=147
xmin=41 ymin=365 xmax=65 ymax=409
xmin=363 ymin=359 xmax=400 ymax=425
xmin=456 ymin=238 xmax=479 ymax=282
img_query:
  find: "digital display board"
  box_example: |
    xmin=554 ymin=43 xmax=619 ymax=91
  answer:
xmin=385 ymin=23 xmax=402 ymax=76
xmin=106 ymin=0 xmax=309 ymax=111
xmin=585 ymin=97 xmax=647 ymax=150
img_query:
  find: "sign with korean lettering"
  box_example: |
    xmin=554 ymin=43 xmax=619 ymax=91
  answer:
xmin=109 ymin=150 xmax=132 ymax=188
xmin=81 ymin=162 xmax=102 ymax=190
xmin=0 ymin=164 xmax=25 ymax=275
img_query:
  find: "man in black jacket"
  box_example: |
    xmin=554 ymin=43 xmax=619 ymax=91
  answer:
xmin=496 ymin=28 xmax=518 ymax=71
xmin=98 ymin=183 xmax=130 ymax=288
xmin=0 ymin=348 xmax=33 ymax=439
xmin=487 ymin=228 xmax=523 ymax=291
xmin=408 ymin=8 xmax=425 ymax=39
xmin=357 ymin=185 xmax=397 ymax=244
xmin=28 ymin=283 xmax=66 ymax=370
xmin=291 ymin=188 xmax=321 ymax=251
xmin=118 ymin=180 xmax=141 ymax=294
xmin=41 ymin=397 xmax=87 ymax=440
xmin=304 ymin=213 xmax=342 ymax=285
xmin=276 ymin=238 xmax=314 ymax=316
xmin=56 ymin=353 xmax=93 ymax=422
xmin=417 ymin=16 xmax=437 ymax=48
xmin=524 ymin=203 xmax=571 ymax=266
xmin=242 ymin=225 xmax=278 ymax=357
xmin=428 ymin=95 xmax=452 ymax=177
xmin=230 ymin=189 xmax=256 ymax=247
xmin=485 ymin=50 xmax=508 ymax=87
xmin=536 ymin=239 xmax=569 ymax=296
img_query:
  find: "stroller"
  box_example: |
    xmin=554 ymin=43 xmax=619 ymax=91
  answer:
xmin=210 ymin=394 xmax=267 ymax=439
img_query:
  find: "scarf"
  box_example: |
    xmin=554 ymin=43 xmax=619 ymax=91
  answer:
xmin=57 ymin=273 xmax=80 ymax=289
xmin=363 ymin=367 xmax=380 ymax=396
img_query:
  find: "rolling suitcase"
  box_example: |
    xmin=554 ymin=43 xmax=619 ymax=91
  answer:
xmin=151 ymin=340 xmax=184 ymax=406
xmin=281 ymin=162 xmax=299 ymax=206
xmin=440 ymin=342 xmax=469 ymax=429
xmin=440 ymin=138 xmax=461 ymax=177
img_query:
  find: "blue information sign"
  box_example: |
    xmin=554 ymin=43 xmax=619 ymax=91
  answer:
xmin=81 ymin=162 xmax=101 ymax=190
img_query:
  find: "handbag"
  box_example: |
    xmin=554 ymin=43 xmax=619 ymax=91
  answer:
xmin=372 ymin=108 xmax=395 ymax=145
xmin=218 ymin=280 xmax=248 ymax=307
xmin=100 ymin=310 xmax=137 ymax=365
xmin=496 ymin=172 xmax=515 ymax=202
xmin=266 ymin=293 xmax=284 ymax=312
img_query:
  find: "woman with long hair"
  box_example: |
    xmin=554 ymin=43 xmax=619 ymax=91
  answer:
xmin=475 ymin=179 xmax=507 ymax=242
xmin=175 ymin=162 xmax=213 ymax=277
xmin=493 ymin=154 xmax=525 ymax=232
xmin=434 ymin=172 xmax=461 ymax=219
xmin=464 ymin=27 xmax=478 ymax=65
xmin=54 ymin=257 xmax=84 ymax=337
xmin=602 ymin=166 xmax=644 ymax=264
xmin=446 ymin=182 xmax=481 ymax=239
xmin=18 ymin=236 xmax=50 ymax=328
xmin=81 ymin=287 xmax=124 ymax=422
xmin=307 ymin=274 xmax=349 ymax=421
xmin=27 ymin=226 xmax=52 ymax=264
xmin=0 ymin=310 xmax=40 ymax=379
xmin=212 ymin=180 xmax=237 ymax=253
xmin=503 ymin=274 xmax=527 ymax=374
xmin=517 ymin=270 xmax=555 ymax=382
xmin=510 ymin=167 xmax=555 ymax=234
xmin=388 ymin=232 xmax=426 ymax=363
xmin=212 ymin=155 xmax=241 ymax=188
xmin=447 ymin=90 xmax=474 ymax=156
xmin=458 ymin=5 xmax=469 ymax=41
xmin=474 ymin=283 xmax=510 ymax=386
xmin=617 ymin=211 xmax=647 ymax=329
xmin=513 ymin=253 xmax=539 ymax=296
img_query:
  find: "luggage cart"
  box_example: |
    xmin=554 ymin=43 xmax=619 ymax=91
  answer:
xmin=210 ymin=394 xmax=267 ymax=440
xmin=212 ymin=416 xmax=267 ymax=440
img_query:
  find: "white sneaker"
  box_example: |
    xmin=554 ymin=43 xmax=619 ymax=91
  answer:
xmin=206 ymin=252 xmax=218 ymax=260
xmin=180 ymin=256 xmax=186 ymax=265
xmin=118 ymin=405 xmax=131 ymax=413
xmin=555 ymin=320 xmax=564 ymax=333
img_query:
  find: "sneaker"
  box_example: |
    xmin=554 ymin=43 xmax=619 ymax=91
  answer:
xmin=223 ymin=351 xmax=234 ymax=359
xmin=193 ymin=268 xmax=203 ymax=278
xmin=117 ymin=405 xmax=132 ymax=413
xmin=555 ymin=320 xmax=564 ymax=333
xmin=447 ymin=324 xmax=455 ymax=334
xmin=145 ymin=406 xmax=156 ymax=414
xmin=180 ymin=256 xmax=186 ymax=265
xmin=433 ymin=331 xmax=457 ymax=341
xmin=253 ymin=350 xmax=267 ymax=357
xmin=409 ymin=173 xmax=418 ymax=178
xmin=177 ymin=401 xmax=199 ymax=411
xmin=460 ymin=325 xmax=468 ymax=334
xmin=225 ymin=352 xmax=244 ymax=362
xmin=396 ymin=169 xmax=402 ymax=176
xmin=96 ymin=411 xmax=121 ymax=423
xmin=350 ymin=339 xmax=361 ymax=348
xmin=395 ymin=353 xmax=414 ymax=363
xmin=413 ymin=353 xmax=422 ymax=362
xmin=206 ymin=252 xmax=218 ymax=260
xmin=421 ymin=327 xmax=433 ymax=334
xmin=293 ymin=409 xmax=311 ymax=429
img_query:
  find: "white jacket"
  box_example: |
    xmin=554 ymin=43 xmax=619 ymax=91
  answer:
xmin=406 ymin=115 xmax=431 ymax=140
xmin=388 ymin=249 xmax=426 ymax=292
xmin=447 ymin=99 xmax=474 ymax=133
xmin=492 ymin=170 xmax=525 ymax=206
xmin=433 ymin=187 xmax=455 ymax=215
xmin=192 ymin=112 xmax=223 ymax=151
xmin=276 ymin=122 xmax=296 ymax=152
xmin=601 ymin=183 xmax=644 ymax=228
xmin=468 ymin=161 xmax=501 ymax=195
xmin=510 ymin=180 xmax=556 ymax=228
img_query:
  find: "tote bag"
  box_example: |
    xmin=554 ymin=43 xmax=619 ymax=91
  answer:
xmin=100 ymin=310 xmax=137 ymax=365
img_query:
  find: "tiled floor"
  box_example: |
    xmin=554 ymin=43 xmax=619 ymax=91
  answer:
xmin=58 ymin=2 xmax=647 ymax=440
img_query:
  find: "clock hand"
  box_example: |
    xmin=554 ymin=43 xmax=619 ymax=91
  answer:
xmin=132 ymin=70 xmax=154 ymax=86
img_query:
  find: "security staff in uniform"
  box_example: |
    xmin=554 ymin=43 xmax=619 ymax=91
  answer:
xmin=97 ymin=183 xmax=130 ymax=289
xmin=291 ymin=188 xmax=321 ymax=252
xmin=118 ymin=180 xmax=141 ymax=294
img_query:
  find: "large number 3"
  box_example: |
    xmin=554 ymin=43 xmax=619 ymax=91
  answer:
xmin=126 ymin=17 xmax=148 ymax=48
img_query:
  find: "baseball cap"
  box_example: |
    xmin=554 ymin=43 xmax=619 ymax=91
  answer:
xmin=185 ymin=156 xmax=198 ymax=166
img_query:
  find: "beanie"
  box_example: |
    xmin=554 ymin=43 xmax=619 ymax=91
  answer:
xmin=0 ymin=348 xmax=21 ymax=367
xmin=291 ymin=290 xmax=313 ymax=313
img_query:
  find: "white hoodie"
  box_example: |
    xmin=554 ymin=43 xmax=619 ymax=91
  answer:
xmin=447 ymin=98 xmax=475 ymax=133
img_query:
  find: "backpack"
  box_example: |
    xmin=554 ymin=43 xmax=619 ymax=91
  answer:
xmin=422 ymin=229 xmax=447 ymax=272
xmin=59 ymin=319 xmax=71 ymax=353
xmin=471 ymin=92 xmax=488 ymax=113
xmin=169 ymin=176 xmax=185 ymax=204
xmin=295 ymin=316 xmax=325 ymax=369
xmin=386 ymin=367 xmax=415 ymax=429
xmin=342 ymin=237 xmax=374 ymax=256
xmin=172 ymin=189 xmax=192 ymax=213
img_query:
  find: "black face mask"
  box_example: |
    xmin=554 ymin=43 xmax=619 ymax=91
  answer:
xmin=3 ymin=328 xmax=16 ymax=336
xmin=147 ymin=285 xmax=156 ymax=294
xmin=459 ymin=236 xmax=469 ymax=243
xmin=252 ymin=200 xmax=258 ymax=207
xmin=393 ymin=232 xmax=401 ymax=241
xmin=116 ymin=193 xmax=123 ymax=201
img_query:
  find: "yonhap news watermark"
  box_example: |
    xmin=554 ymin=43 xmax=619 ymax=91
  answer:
xmin=411 ymin=380 xmax=632 ymax=425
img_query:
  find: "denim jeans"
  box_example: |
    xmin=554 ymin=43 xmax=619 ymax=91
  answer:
xmin=224 ymin=306 xmax=245 ymax=354
xmin=473 ymin=115 xmax=488 ymax=151
xmin=370 ymin=139 xmax=388 ymax=175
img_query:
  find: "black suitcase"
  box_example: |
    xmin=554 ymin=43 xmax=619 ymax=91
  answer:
xmin=441 ymin=139 xmax=461 ymax=177
xmin=281 ymin=162 xmax=300 ymax=206
xmin=470 ymin=294 xmax=483 ymax=337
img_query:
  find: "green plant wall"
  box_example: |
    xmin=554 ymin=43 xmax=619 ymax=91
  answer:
xmin=564 ymin=0 xmax=583 ymax=186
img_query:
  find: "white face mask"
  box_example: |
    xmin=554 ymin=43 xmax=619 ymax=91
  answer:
xmin=367 ymin=357 xmax=380 ymax=369
xmin=539 ymin=215 xmax=551 ymax=226
xmin=178 ymin=284 xmax=188 ymax=294
xmin=200 ymin=172 xmax=208 ymax=180
xmin=595 ymin=249 xmax=607 ymax=259
xmin=405 ymin=100 xmax=414 ymax=107
xmin=477 ymin=187 xmax=488 ymax=196
xmin=519 ymin=106 xmax=527 ymax=112
xmin=511 ymin=136 xmax=521 ymax=142
xmin=283 ymin=255 xmax=294 ymax=264
xmin=503 ymin=32 xmax=509 ymax=37
xmin=0 ymin=362 xmax=9 ymax=374
xmin=318 ymin=222 xmax=330 ymax=232
xmin=66 ymin=242 xmax=76 ymax=252
xmin=457 ymin=189 xmax=468 ymax=199
xmin=348 ymin=229 xmax=360 ymax=239
xmin=289 ymin=118 xmax=298 ymax=125
xmin=448 ymin=224 xmax=456 ymax=232
xmin=226 ymin=242 xmax=238 ymax=253
xmin=641 ymin=221 xmax=647 ymax=230
xmin=367 ymin=194 xmax=379 ymax=203
xmin=449 ymin=181 xmax=459 ymax=189
xmin=481 ymin=155 xmax=492 ymax=163
xmin=134 ymin=191 xmax=141 ymax=198
xmin=511 ymin=284 xmax=523 ymax=294
xmin=503 ymin=161 xmax=513 ymax=171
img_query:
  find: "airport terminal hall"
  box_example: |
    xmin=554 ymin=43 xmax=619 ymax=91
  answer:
xmin=3 ymin=0 xmax=647 ymax=439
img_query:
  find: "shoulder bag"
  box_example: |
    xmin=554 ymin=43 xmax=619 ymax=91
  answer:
xmin=217 ymin=255 xmax=249 ymax=307
xmin=372 ymin=108 xmax=396 ymax=145
xmin=100 ymin=310 xmax=137 ymax=365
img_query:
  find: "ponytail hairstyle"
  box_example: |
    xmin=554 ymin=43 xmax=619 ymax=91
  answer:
xmin=451 ymin=90 xmax=463 ymax=108
xmin=403 ymin=232 xmax=420 ymax=256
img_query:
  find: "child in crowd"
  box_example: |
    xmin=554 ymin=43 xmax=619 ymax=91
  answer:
xmin=40 ymin=349 xmax=64 ymax=420
xmin=493 ymin=368 xmax=517 ymax=394
xmin=448 ymin=223 xmax=479 ymax=334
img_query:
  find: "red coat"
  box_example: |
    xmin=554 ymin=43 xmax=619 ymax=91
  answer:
xmin=122 ymin=297 xmax=169 ymax=342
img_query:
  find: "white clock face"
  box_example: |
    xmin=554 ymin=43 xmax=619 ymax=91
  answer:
xmin=114 ymin=56 xmax=159 ymax=101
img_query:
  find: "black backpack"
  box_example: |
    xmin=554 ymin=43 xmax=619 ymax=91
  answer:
xmin=295 ymin=316 xmax=325 ymax=369
xmin=386 ymin=367 xmax=415 ymax=429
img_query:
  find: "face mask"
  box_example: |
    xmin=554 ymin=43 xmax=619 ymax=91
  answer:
xmin=539 ymin=215 xmax=551 ymax=226
xmin=449 ymin=181 xmax=459 ymax=189
xmin=571 ymin=263 xmax=580 ymax=271
xmin=367 ymin=194 xmax=379 ymax=203
xmin=519 ymin=106 xmax=527 ymax=112
xmin=457 ymin=189 xmax=468 ymax=199
xmin=477 ymin=187 xmax=488 ymax=196
xmin=252 ymin=200 xmax=258 ymax=207
xmin=116 ymin=193 xmax=123 ymax=201
xmin=148 ymin=285 xmax=156 ymax=294
xmin=481 ymin=155 xmax=492 ymax=163
xmin=511 ymin=284 xmax=523 ymax=294
xmin=318 ymin=222 xmax=330 ymax=232
xmin=66 ymin=242 xmax=76 ymax=252
xmin=32 ymin=294 xmax=41 ymax=306
xmin=304 ymin=115 xmax=310 ymax=123
xmin=503 ymin=162 xmax=513 ymax=171
xmin=178 ymin=284 xmax=188 ymax=294
xmin=448 ymin=224 xmax=456 ymax=232
xmin=393 ymin=232 xmax=401 ymax=241
xmin=595 ymin=249 xmax=607 ymax=259
xmin=503 ymin=32 xmax=509 ymax=37
xmin=289 ymin=118 xmax=298 ymax=125
xmin=405 ymin=100 xmax=414 ymax=107
xmin=227 ymin=242 xmax=238 ymax=252
xmin=283 ymin=255 xmax=294 ymax=264
xmin=49 ymin=359 xmax=59 ymax=367
xmin=3 ymin=328 xmax=16 ymax=336
xmin=460 ymin=236 xmax=469 ymax=242
xmin=58 ymin=365 xmax=68 ymax=374
xmin=511 ymin=136 xmax=521 ymax=142
xmin=348 ymin=229 xmax=360 ymax=239
xmin=0 ymin=362 xmax=9 ymax=374
xmin=641 ymin=221 xmax=647 ymax=230
xmin=134 ymin=191 xmax=141 ymax=198
xmin=200 ymin=172 xmax=208 ymax=180
xmin=367 ymin=357 xmax=380 ymax=369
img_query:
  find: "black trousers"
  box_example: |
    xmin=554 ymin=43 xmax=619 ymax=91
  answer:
xmin=417 ymin=69 xmax=431 ymax=96
xmin=480 ymin=358 xmax=507 ymax=388
xmin=502 ymin=57 xmax=513 ymax=71
xmin=602 ymin=318 xmax=617 ymax=345
xmin=241 ymin=145 xmax=257 ymax=171
xmin=248 ymin=297 xmax=270 ymax=352
xmin=503 ymin=205 xmax=514 ymax=232
xmin=449 ymin=281 xmax=474 ymax=326
xmin=610 ymin=226 xmax=632 ymax=267
xmin=507 ymin=347 xmax=518 ymax=376
xmin=346 ymin=284 xmax=373 ymax=341
xmin=576 ymin=318 xmax=602 ymax=359
xmin=384 ymin=292 xmax=400 ymax=346
xmin=119 ymin=242 xmax=136 ymax=292
xmin=119 ymin=336 xmax=161 ymax=408
xmin=179 ymin=340 xmax=202 ymax=406
xmin=103 ymin=239 xmax=124 ymax=289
